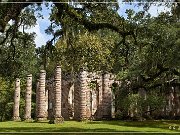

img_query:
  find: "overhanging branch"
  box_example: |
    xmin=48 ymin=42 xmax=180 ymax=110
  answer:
xmin=54 ymin=2 xmax=135 ymax=37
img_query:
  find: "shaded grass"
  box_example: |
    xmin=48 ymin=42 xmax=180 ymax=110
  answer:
xmin=0 ymin=120 xmax=180 ymax=133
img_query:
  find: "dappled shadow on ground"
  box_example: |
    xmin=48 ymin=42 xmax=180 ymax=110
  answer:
xmin=0 ymin=120 xmax=179 ymax=134
xmin=0 ymin=124 xmax=157 ymax=135
xmin=87 ymin=120 xmax=180 ymax=132
xmin=0 ymin=127 xmax=145 ymax=135
xmin=0 ymin=127 xmax=118 ymax=132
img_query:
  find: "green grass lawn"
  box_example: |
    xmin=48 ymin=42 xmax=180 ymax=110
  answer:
xmin=0 ymin=120 xmax=180 ymax=134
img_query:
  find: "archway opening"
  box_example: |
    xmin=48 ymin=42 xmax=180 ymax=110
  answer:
xmin=88 ymin=80 xmax=99 ymax=119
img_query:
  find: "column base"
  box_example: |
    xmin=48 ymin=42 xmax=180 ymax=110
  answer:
xmin=12 ymin=116 xmax=21 ymax=121
xmin=36 ymin=117 xmax=47 ymax=122
xmin=79 ymin=116 xmax=87 ymax=121
xmin=49 ymin=116 xmax=64 ymax=124
xmin=24 ymin=118 xmax=33 ymax=122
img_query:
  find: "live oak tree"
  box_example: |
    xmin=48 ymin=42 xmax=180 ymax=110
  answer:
xmin=0 ymin=5 xmax=38 ymax=121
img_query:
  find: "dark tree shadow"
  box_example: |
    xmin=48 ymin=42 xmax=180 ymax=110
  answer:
xmin=87 ymin=120 xmax=180 ymax=132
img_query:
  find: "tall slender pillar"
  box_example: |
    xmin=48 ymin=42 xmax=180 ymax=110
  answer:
xmin=13 ymin=78 xmax=21 ymax=121
xmin=79 ymin=69 xmax=87 ymax=120
xmin=37 ymin=70 xmax=47 ymax=121
xmin=24 ymin=74 xmax=32 ymax=121
xmin=52 ymin=66 xmax=64 ymax=123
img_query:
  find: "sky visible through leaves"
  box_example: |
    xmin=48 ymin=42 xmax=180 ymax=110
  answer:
xmin=17 ymin=1 xmax=171 ymax=47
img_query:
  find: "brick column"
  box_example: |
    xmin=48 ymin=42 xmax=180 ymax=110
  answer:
xmin=79 ymin=69 xmax=87 ymax=120
xmin=13 ymin=78 xmax=21 ymax=121
xmin=52 ymin=66 xmax=64 ymax=123
xmin=37 ymin=70 xmax=47 ymax=121
xmin=24 ymin=74 xmax=32 ymax=121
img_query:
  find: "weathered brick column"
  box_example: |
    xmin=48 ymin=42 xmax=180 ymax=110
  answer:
xmin=36 ymin=70 xmax=47 ymax=121
xmin=52 ymin=66 xmax=64 ymax=123
xmin=24 ymin=74 xmax=32 ymax=121
xmin=13 ymin=78 xmax=21 ymax=121
xmin=79 ymin=69 xmax=87 ymax=121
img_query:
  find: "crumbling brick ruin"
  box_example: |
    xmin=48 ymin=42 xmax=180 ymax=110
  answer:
xmin=46 ymin=67 xmax=118 ymax=122
xmin=60 ymin=69 xmax=117 ymax=121
xmin=12 ymin=66 xmax=180 ymax=122
xmin=13 ymin=66 xmax=118 ymax=123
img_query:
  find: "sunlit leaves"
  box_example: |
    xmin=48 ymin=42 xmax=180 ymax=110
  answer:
xmin=55 ymin=31 xmax=116 ymax=72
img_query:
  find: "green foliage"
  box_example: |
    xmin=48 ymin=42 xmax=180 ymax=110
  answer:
xmin=54 ymin=30 xmax=119 ymax=72
xmin=88 ymin=81 xmax=96 ymax=91
xmin=0 ymin=6 xmax=38 ymax=121
xmin=116 ymin=10 xmax=180 ymax=103
xmin=0 ymin=77 xmax=13 ymax=121
xmin=115 ymin=87 xmax=166 ymax=120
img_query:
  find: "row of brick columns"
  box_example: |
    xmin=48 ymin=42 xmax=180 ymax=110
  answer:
xmin=12 ymin=66 xmax=113 ymax=121
xmin=12 ymin=66 xmax=64 ymax=123
xmin=13 ymin=75 xmax=33 ymax=121
xmin=36 ymin=66 xmax=64 ymax=123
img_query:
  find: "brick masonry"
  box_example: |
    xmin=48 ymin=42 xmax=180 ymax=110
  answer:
xmin=13 ymin=78 xmax=21 ymax=121
xmin=48 ymin=68 xmax=117 ymax=121
xmin=24 ymin=74 xmax=32 ymax=121
xmin=13 ymin=67 xmax=117 ymax=121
